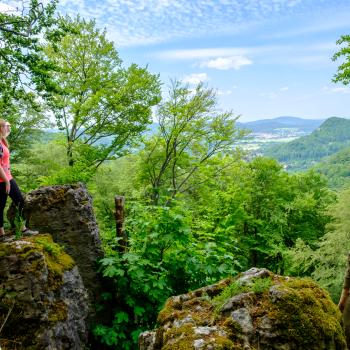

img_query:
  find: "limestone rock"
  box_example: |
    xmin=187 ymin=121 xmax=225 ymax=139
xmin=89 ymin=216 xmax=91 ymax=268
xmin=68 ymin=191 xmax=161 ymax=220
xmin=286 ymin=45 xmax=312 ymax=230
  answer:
xmin=8 ymin=183 xmax=103 ymax=308
xmin=0 ymin=234 xmax=89 ymax=349
xmin=139 ymin=268 xmax=346 ymax=350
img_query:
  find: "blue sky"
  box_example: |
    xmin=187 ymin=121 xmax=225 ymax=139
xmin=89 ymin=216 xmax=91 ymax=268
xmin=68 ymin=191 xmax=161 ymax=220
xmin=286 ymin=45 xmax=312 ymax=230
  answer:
xmin=4 ymin=0 xmax=350 ymax=122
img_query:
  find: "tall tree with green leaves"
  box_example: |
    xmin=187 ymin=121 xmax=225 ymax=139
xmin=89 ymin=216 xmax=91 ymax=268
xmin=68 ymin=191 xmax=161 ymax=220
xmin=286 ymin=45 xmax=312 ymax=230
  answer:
xmin=45 ymin=17 xmax=161 ymax=168
xmin=138 ymin=80 xmax=246 ymax=205
xmin=0 ymin=0 xmax=58 ymax=158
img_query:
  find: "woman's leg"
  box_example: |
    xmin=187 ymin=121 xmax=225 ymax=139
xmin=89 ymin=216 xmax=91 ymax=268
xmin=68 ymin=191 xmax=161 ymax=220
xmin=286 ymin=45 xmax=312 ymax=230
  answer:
xmin=8 ymin=179 xmax=38 ymax=235
xmin=8 ymin=179 xmax=25 ymax=229
xmin=0 ymin=182 xmax=8 ymax=235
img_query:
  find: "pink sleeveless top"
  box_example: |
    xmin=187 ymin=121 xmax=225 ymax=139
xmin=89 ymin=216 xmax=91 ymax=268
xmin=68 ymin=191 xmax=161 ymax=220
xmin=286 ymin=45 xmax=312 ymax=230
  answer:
xmin=0 ymin=140 xmax=13 ymax=182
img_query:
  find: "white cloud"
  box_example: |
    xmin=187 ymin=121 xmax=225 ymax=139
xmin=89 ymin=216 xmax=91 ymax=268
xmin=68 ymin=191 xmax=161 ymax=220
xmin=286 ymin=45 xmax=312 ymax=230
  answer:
xmin=217 ymin=89 xmax=233 ymax=96
xmin=200 ymin=55 xmax=252 ymax=70
xmin=264 ymin=12 xmax=350 ymax=40
xmin=0 ymin=2 xmax=17 ymax=13
xmin=259 ymin=92 xmax=278 ymax=99
xmin=155 ymin=42 xmax=334 ymax=69
xmin=157 ymin=48 xmax=248 ymax=60
xmin=323 ymin=86 xmax=350 ymax=94
xmin=55 ymin=0 xmax=338 ymax=48
xmin=259 ymin=86 xmax=289 ymax=99
xmin=182 ymin=73 xmax=210 ymax=85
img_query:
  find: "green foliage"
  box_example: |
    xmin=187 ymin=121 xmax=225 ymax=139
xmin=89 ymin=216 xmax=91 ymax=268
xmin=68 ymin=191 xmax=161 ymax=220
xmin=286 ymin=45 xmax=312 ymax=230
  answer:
xmin=12 ymin=134 xmax=88 ymax=190
xmin=313 ymin=147 xmax=350 ymax=189
xmin=251 ymin=276 xmax=273 ymax=293
xmin=0 ymin=0 xmax=57 ymax=98
xmin=0 ymin=0 xmax=61 ymax=161
xmin=95 ymin=203 xmax=188 ymax=349
xmin=332 ymin=34 xmax=350 ymax=85
xmin=95 ymin=200 xmax=241 ymax=348
xmin=138 ymin=80 xmax=246 ymax=205
xmin=88 ymin=155 xmax=141 ymax=235
xmin=45 ymin=16 xmax=161 ymax=168
xmin=212 ymin=280 xmax=245 ymax=312
xmin=13 ymin=207 xmax=26 ymax=239
xmin=212 ymin=277 xmax=272 ymax=312
xmin=286 ymin=187 xmax=350 ymax=301
xmin=185 ymin=156 xmax=334 ymax=273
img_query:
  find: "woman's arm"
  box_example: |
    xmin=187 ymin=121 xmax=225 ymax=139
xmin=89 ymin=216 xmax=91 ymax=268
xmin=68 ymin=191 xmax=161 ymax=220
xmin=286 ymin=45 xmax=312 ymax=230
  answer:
xmin=0 ymin=166 xmax=10 ymax=194
xmin=339 ymin=253 xmax=350 ymax=313
xmin=339 ymin=287 xmax=349 ymax=312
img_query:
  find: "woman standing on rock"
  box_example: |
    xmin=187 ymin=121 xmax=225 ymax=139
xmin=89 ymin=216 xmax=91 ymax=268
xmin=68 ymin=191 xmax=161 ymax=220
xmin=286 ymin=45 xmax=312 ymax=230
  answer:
xmin=0 ymin=119 xmax=37 ymax=240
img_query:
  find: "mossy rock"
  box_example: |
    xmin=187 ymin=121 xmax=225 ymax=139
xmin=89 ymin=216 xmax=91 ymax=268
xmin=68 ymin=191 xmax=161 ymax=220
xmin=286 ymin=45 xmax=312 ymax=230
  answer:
xmin=0 ymin=234 xmax=88 ymax=349
xmin=140 ymin=268 xmax=346 ymax=350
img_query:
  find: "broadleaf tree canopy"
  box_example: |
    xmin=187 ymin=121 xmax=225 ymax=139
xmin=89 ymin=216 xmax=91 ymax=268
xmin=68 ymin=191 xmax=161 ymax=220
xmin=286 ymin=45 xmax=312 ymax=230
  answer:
xmin=45 ymin=17 xmax=161 ymax=168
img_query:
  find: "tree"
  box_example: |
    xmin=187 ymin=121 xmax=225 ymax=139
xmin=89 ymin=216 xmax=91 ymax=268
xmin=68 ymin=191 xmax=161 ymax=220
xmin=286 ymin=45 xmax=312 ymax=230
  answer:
xmin=138 ymin=80 xmax=246 ymax=205
xmin=0 ymin=0 xmax=57 ymax=96
xmin=183 ymin=156 xmax=334 ymax=273
xmin=0 ymin=0 xmax=58 ymax=157
xmin=333 ymin=34 xmax=350 ymax=85
xmin=45 ymin=17 xmax=161 ymax=168
xmin=286 ymin=187 xmax=350 ymax=301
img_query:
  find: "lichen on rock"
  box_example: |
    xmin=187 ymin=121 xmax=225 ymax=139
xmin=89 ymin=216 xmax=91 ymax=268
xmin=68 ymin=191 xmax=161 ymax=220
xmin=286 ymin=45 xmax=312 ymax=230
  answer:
xmin=139 ymin=268 xmax=346 ymax=350
xmin=0 ymin=234 xmax=89 ymax=349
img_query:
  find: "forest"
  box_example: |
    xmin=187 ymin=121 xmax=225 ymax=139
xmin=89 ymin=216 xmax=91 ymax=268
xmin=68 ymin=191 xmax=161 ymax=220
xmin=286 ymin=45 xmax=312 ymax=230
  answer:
xmin=1 ymin=1 xmax=350 ymax=349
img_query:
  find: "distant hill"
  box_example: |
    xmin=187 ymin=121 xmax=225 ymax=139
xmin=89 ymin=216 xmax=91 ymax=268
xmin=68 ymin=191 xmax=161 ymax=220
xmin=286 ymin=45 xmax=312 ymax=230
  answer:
xmin=262 ymin=117 xmax=350 ymax=172
xmin=237 ymin=116 xmax=324 ymax=134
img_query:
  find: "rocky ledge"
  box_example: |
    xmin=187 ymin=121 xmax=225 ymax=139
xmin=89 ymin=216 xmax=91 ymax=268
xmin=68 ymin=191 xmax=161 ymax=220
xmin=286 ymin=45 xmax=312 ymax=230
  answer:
xmin=139 ymin=268 xmax=346 ymax=350
xmin=0 ymin=234 xmax=88 ymax=350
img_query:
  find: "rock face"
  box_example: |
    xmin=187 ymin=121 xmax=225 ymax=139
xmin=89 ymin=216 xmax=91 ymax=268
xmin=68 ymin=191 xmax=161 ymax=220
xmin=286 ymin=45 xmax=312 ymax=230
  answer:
xmin=139 ymin=268 xmax=346 ymax=350
xmin=0 ymin=235 xmax=89 ymax=349
xmin=8 ymin=183 xmax=103 ymax=308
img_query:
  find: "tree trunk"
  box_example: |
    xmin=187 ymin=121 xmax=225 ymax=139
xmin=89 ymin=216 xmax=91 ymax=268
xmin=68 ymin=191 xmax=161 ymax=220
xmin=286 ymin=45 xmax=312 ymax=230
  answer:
xmin=115 ymin=195 xmax=127 ymax=253
xmin=67 ymin=139 xmax=74 ymax=166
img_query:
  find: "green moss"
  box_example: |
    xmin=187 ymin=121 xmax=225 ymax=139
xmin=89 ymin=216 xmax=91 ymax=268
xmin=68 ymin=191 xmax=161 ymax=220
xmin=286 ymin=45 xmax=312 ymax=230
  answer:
xmin=204 ymin=336 xmax=236 ymax=349
xmin=162 ymin=324 xmax=238 ymax=350
xmin=0 ymin=234 xmax=75 ymax=291
xmin=31 ymin=234 xmax=75 ymax=290
xmin=157 ymin=274 xmax=345 ymax=349
xmin=222 ymin=318 xmax=242 ymax=338
xmin=0 ymin=234 xmax=76 ymax=349
xmin=48 ymin=301 xmax=68 ymax=322
xmin=212 ymin=277 xmax=272 ymax=313
xmin=158 ymin=296 xmax=215 ymax=328
xmin=266 ymin=278 xmax=346 ymax=348
xmin=158 ymin=308 xmax=188 ymax=325
xmin=0 ymin=243 xmax=11 ymax=257
xmin=163 ymin=323 xmax=194 ymax=343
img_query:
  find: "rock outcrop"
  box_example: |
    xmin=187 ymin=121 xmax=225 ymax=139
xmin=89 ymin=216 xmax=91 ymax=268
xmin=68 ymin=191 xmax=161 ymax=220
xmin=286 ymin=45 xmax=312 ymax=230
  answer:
xmin=0 ymin=234 xmax=89 ymax=349
xmin=139 ymin=268 xmax=346 ymax=350
xmin=8 ymin=183 xmax=103 ymax=309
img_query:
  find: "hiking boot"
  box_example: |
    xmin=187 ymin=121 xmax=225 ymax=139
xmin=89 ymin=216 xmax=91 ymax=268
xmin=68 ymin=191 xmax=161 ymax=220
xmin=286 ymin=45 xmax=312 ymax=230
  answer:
xmin=22 ymin=228 xmax=39 ymax=236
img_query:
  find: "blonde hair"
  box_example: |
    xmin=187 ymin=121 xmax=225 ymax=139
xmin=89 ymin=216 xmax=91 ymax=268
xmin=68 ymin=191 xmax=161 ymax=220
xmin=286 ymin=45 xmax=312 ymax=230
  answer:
xmin=0 ymin=119 xmax=9 ymax=147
